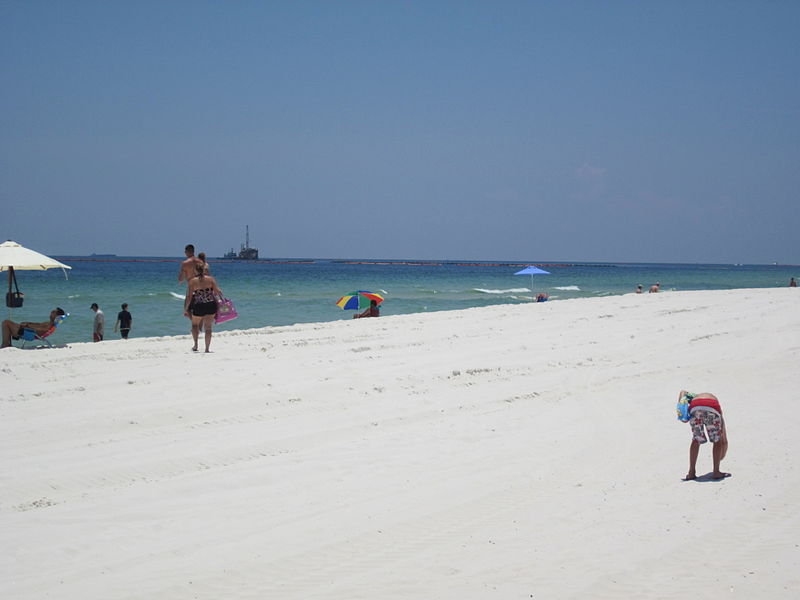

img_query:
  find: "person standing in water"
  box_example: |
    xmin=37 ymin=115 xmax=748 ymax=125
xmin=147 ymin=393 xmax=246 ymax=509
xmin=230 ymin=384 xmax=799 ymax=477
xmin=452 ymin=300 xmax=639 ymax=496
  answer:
xmin=114 ymin=303 xmax=133 ymax=339
xmin=90 ymin=303 xmax=105 ymax=342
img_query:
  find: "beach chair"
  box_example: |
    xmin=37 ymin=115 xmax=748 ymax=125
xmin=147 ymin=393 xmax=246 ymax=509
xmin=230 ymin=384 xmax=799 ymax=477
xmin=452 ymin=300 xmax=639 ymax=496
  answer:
xmin=21 ymin=314 xmax=69 ymax=348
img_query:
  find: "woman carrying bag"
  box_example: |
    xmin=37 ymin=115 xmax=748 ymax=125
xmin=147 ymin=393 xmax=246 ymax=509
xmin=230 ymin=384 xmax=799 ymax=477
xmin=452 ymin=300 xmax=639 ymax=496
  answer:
xmin=183 ymin=262 xmax=223 ymax=353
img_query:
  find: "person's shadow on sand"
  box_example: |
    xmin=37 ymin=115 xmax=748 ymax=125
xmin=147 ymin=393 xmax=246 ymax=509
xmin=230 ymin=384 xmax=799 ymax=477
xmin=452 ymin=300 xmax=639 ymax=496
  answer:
xmin=683 ymin=472 xmax=732 ymax=482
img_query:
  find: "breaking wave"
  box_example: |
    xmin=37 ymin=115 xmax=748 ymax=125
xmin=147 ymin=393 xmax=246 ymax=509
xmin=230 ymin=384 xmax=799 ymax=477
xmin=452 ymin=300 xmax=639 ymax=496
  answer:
xmin=473 ymin=288 xmax=530 ymax=294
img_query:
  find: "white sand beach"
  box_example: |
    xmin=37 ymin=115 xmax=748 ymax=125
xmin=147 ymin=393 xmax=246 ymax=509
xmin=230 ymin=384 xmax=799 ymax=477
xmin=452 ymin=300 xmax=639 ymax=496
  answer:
xmin=2 ymin=288 xmax=798 ymax=599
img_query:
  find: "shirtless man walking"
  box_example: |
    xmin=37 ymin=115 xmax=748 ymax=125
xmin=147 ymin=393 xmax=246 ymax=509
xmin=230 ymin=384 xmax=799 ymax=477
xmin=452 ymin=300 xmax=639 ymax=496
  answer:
xmin=179 ymin=244 xmax=211 ymax=330
xmin=178 ymin=244 xmax=205 ymax=286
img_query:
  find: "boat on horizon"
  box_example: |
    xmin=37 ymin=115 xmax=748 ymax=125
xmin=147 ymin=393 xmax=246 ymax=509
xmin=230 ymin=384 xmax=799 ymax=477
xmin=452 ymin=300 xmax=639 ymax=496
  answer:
xmin=221 ymin=226 xmax=259 ymax=260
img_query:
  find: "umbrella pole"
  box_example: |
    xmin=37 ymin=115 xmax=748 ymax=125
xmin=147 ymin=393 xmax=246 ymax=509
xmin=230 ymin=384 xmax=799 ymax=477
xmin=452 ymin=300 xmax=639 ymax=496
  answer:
xmin=7 ymin=267 xmax=12 ymax=320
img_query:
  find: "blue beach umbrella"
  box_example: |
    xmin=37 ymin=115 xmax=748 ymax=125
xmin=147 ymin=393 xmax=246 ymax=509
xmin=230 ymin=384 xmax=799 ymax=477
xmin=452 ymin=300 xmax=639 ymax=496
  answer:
xmin=514 ymin=265 xmax=551 ymax=293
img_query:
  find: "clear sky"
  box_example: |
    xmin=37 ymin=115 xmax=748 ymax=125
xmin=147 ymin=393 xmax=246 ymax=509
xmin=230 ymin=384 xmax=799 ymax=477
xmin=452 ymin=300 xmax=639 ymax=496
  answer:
xmin=2 ymin=1 xmax=798 ymax=263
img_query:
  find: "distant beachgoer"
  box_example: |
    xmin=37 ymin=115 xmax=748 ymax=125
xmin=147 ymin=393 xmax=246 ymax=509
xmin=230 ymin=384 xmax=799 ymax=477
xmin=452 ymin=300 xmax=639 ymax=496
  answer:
xmin=536 ymin=293 xmax=549 ymax=302
xmin=680 ymin=390 xmax=730 ymax=481
xmin=636 ymin=284 xmax=643 ymax=293
xmin=91 ymin=303 xmax=105 ymax=342
xmin=1 ymin=308 xmax=65 ymax=348
xmin=184 ymin=262 xmax=223 ymax=352
xmin=114 ymin=303 xmax=133 ymax=339
xmin=649 ymin=282 xmax=660 ymax=293
xmin=354 ymin=299 xmax=380 ymax=319
xmin=178 ymin=244 xmax=205 ymax=286
xmin=791 ymin=277 xmax=797 ymax=287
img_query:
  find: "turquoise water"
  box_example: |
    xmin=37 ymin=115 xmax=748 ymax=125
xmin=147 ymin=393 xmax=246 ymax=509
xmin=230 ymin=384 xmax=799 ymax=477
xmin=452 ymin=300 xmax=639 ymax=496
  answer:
xmin=5 ymin=257 xmax=797 ymax=346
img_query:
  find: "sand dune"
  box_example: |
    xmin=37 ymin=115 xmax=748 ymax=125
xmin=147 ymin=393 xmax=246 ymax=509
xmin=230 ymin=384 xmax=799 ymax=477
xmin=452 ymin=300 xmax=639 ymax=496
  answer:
xmin=2 ymin=288 xmax=799 ymax=599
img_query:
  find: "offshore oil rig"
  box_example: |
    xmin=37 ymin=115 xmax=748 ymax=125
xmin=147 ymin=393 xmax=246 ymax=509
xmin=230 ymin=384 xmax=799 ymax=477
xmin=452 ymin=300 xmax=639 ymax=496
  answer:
xmin=222 ymin=226 xmax=259 ymax=260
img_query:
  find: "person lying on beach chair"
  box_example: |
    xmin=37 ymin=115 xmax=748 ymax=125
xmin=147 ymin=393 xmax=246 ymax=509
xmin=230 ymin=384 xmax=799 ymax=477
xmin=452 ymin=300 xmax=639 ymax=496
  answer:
xmin=2 ymin=308 xmax=66 ymax=348
xmin=21 ymin=313 xmax=69 ymax=348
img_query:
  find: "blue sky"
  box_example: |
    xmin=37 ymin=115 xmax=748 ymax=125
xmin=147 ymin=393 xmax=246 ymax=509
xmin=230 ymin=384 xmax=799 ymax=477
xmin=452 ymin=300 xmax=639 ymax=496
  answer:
xmin=2 ymin=1 xmax=798 ymax=263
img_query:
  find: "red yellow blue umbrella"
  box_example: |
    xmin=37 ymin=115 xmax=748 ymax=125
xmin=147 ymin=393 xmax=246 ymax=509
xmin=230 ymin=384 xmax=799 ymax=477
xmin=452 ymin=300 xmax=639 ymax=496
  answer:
xmin=336 ymin=291 xmax=384 ymax=310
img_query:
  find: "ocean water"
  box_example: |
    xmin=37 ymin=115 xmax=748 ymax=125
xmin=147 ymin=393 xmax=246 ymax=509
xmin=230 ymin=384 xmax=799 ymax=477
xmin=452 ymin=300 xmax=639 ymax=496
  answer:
xmin=5 ymin=257 xmax=797 ymax=346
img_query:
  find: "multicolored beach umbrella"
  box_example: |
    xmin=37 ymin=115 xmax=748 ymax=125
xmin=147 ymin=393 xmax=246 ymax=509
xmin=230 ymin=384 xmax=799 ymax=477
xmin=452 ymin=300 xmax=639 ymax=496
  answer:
xmin=336 ymin=290 xmax=384 ymax=311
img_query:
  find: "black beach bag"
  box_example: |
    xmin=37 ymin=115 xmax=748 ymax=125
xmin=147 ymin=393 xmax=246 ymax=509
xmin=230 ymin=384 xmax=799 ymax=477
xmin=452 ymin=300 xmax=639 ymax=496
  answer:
xmin=6 ymin=269 xmax=24 ymax=307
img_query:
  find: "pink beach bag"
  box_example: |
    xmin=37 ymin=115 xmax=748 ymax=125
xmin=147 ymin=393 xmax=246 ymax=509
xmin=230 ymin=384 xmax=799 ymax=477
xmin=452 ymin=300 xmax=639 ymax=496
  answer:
xmin=215 ymin=296 xmax=238 ymax=324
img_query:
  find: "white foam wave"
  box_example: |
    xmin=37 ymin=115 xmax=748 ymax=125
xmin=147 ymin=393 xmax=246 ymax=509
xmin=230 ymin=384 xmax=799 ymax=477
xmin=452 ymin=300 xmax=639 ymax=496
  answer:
xmin=474 ymin=288 xmax=530 ymax=294
xmin=169 ymin=292 xmax=185 ymax=300
xmin=554 ymin=285 xmax=581 ymax=291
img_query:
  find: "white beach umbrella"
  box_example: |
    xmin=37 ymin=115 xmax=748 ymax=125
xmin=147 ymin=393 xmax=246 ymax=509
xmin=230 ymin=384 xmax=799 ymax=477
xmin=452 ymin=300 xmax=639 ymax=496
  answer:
xmin=0 ymin=240 xmax=71 ymax=317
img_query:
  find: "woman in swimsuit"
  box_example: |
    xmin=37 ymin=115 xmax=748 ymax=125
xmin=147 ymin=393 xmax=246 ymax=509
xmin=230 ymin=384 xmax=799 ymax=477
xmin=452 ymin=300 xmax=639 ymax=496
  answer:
xmin=183 ymin=262 xmax=223 ymax=352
